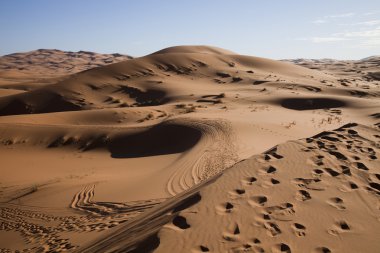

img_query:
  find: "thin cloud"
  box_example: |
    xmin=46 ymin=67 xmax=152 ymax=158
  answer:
xmin=354 ymin=20 xmax=380 ymax=26
xmin=363 ymin=11 xmax=380 ymax=16
xmin=312 ymin=12 xmax=355 ymax=24
xmin=328 ymin=12 xmax=355 ymax=18
xmin=312 ymin=19 xmax=327 ymax=24
xmin=338 ymin=27 xmax=380 ymax=38
xmin=296 ymin=37 xmax=349 ymax=43
xmin=311 ymin=37 xmax=349 ymax=43
xmin=299 ymin=26 xmax=380 ymax=49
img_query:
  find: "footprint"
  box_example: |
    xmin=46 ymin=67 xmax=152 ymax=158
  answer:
xmin=265 ymin=147 xmax=284 ymax=160
xmin=340 ymin=165 xmax=351 ymax=176
xmin=223 ymin=223 xmax=241 ymax=242
xmin=354 ymin=162 xmax=369 ymax=171
xmin=249 ymin=196 xmax=268 ymax=206
xmin=264 ymin=222 xmax=281 ymax=237
xmin=327 ymin=197 xmax=346 ymax=210
xmin=172 ymin=215 xmax=190 ymax=229
xmin=235 ymin=189 xmax=246 ymax=195
xmin=349 ymin=182 xmax=359 ymax=190
xmin=253 ymin=238 xmax=261 ymax=244
xmin=292 ymin=178 xmax=324 ymax=191
xmin=262 ymin=213 xmax=271 ymax=220
xmin=226 ymin=202 xmax=234 ymax=212
xmin=324 ymin=168 xmax=340 ymax=177
xmin=243 ymin=176 xmax=257 ymax=185
xmin=267 ymin=166 xmax=277 ymax=174
xmin=338 ymin=221 xmax=350 ymax=230
xmin=368 ymin=182 xmax=380 ymax=194
xmin=313 ymin=169 xmax=324 ymax=177
xmin=273 ymin=243 xmax=291 ymax=253
xmin=233 ymin=224 xmax=240 ymax=235
xmin=271 ymin=178 xmax=280 ymax=185
xmin=199 ymin=245 xmax=209 ymax=252
xmin=314 ymin=247 xmax=332 ymax=253
xmin=369 ymin=154 xmax=377 ymax=160
xmin=328 ymin=151 xmax=347 ymax=161
xmin=292 ymin=223 xmax=306 ymax=236
xmin=296 ymin=190 xmax=311 ymax=201
xmin=217 ymin=202 xmax=235 ymax=215
xmin=265 ymin=203 xmax=295 ymax=221
xmin=328 ymin=221 xmax=351 ymax=235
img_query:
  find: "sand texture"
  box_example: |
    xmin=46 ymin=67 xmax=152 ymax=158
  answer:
xmin=0 ymin=46 xmax=379 ymax=253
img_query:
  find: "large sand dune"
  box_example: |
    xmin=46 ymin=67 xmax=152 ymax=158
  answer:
xmin=0 ymin=45 xmax=379 ymax=252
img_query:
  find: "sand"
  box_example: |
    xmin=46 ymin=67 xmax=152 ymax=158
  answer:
xmin=0 ymin=45 xmax=379 ymax=252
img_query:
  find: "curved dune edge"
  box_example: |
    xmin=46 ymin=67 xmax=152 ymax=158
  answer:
xmin=76 ymin=123 xmax=380 ymax=253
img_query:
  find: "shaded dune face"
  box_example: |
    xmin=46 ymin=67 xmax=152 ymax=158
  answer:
xmin=279 ymin=98 xmax=347 ymax=110
xmin=368 ymin=72 xmax=380 ymax=81
xmin=0 ymin=91 xmax=81 ymax=116
xmin=109 ymin=123 xmax=202 ymax=158
xmin=116 ymin=87 xmax=169 ymax=106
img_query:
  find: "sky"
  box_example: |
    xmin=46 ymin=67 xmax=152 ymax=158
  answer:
xmin=0 ymin=0 xmax=379 ymax=59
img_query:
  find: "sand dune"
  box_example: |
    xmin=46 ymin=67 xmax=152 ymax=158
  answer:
xmin=77 ymin=123 xmax=380 ymax=253
xmin=0 ymin=45 xmax=379 ymax=252
xmin=0 ymin=49 xmax=132 ymax=96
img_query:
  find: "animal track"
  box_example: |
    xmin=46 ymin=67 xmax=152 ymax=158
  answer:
xmin=267 ymin=166 xmax=277 ymax=174
xmin=339 ymin=221 xmax=350 ymax=230
xmin=327 ymin=197 xmax=346 ymax=210
xmin=296 ymin=190 xmax=311 ymax=201
xmin=265 ymin=203 xmax=295 ymax=221
xmin=223 ymin=202 xmax=234 ymax=213
xmin=292 ymin=223 xmax=306 ymax=236
xmin=235 ymin=189 xmax=246 ymax=194
xmin=328 ymin=220 xmax=351 ymax=235
xmin=273 ymin=243 xmax=291 ymax=253
xmin=292 ymin=178 xmax=323 ymax=190
xmin=243 ymin=176 xmax=257 ymax=185
xmin=341 ymin=165 xmax=351 ymax=176
xmin=264 ymin=222 xmax=281 ymax=237
xmin=199 ymin=245 xmax=209 ymax=252
xmin=249 ymin=196 xmax=268 ymax=206
xmin=324 ymin=168 xmax=340 ymax=177
xmin=354 ymin=162 xmax=369 ymax=171
xmin=172 ymin=215 xmax=190 ymax=229
xmin=314 ymin=247 xmax=332 ymax=253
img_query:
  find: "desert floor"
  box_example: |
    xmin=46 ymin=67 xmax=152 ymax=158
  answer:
xmin=0 ymin=46 xmax=379 ymax=253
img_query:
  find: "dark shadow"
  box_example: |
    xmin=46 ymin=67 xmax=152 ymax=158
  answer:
xmin=117 ymin=86 xmax=170 ymax=106
xmin=172 ymin=215 xmax=190 ymax=229
xmin=172 ymin=192 xmax=201 ymax=213
xmin=0 ymin=92 xmax=81 ymax=116
xmin=279 ymin=98 xmax=346 ymax=110
xmin=0 ymin=98 xmax=33 ymax=116
xmin=129 ymin=234 xmax=160 ymax=253
xmin=108 ymin=123 xmax=202 ymax=158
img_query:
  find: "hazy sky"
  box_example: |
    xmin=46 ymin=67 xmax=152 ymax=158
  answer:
xmin=1 ymin=0 xmax=379 ymax=59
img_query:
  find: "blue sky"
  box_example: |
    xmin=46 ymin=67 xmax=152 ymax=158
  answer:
xmin=0 ymin=0 xmax=379 ymax=59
